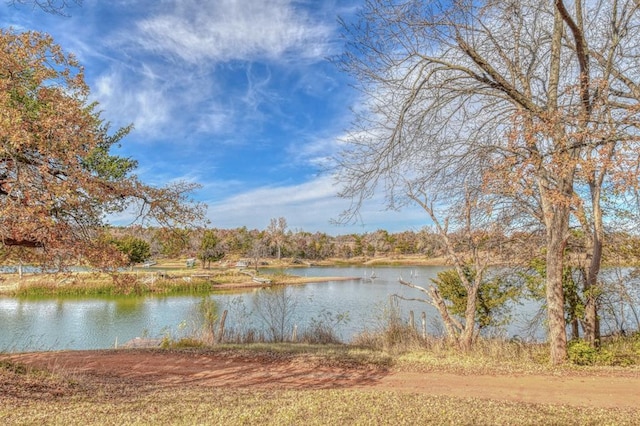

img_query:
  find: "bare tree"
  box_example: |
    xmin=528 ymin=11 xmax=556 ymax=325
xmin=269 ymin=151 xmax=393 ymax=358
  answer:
xmin=336 ymin=0 xmax=640 ymax=364
xmin=253 ymin=288 xmax=299 ymax=342
xmin=266 ymin=217 xmax=288 ymax=260
xmin=248 ymin=238 xmax=267 ymax=273
xmin=8 ymin=0 xmax=81 ymax=15
xmin=398 ymin=188 xmax=493 ymax=350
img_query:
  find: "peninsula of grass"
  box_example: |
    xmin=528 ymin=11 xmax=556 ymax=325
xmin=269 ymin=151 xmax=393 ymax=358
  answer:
xmin=0 ymin=269 xmax=269 ymax=297
xmin=0 ymin=268 xmax=351 ymax=298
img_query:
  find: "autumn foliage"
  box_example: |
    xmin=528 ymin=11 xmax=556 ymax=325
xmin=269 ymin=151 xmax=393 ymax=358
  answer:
xmin=0 ymin=29 xmax=204 ymax=268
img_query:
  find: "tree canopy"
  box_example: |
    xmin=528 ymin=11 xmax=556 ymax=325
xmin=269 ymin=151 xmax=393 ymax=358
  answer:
xmin=336 ymin=0 xmax=640 ymax=363
xmin=0 ymin=29 xmax=205 ymax=267
xmin=111 ymin=235 xmax=151 ymax=268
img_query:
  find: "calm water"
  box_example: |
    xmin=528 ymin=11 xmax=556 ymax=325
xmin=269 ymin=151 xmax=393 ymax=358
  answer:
xmin=0 ymin=266 xmax=542 ymax=352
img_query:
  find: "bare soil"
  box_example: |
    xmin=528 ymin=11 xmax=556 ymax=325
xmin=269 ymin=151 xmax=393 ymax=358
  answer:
xmin=4 ymin=350 xmax=639 ymax=409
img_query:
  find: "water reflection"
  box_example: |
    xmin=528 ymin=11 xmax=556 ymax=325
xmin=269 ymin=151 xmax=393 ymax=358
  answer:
xmin=0 ymin=265 xmax=551 ymax=352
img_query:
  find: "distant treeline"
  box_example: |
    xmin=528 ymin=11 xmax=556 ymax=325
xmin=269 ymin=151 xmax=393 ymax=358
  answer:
xmin=109 ymin=224 xmax=640 ymax=266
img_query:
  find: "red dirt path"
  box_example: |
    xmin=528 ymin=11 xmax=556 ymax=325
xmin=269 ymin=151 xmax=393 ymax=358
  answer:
xmin=5 ymin=350 xmax=640 ymax=409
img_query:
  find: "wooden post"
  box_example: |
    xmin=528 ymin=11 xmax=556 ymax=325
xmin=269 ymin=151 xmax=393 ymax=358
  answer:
xmin=292 ymin=324 xmax=298 ymax=342
xmin=216 ymin=310 xmax=228 ymax=344
xmin=421 ymin=312 xmax=427 ymax=339
xmin=389 ymin=295 xmax=399 ymax=307
xmin=409 ymin=311 xmax=415 ymax=329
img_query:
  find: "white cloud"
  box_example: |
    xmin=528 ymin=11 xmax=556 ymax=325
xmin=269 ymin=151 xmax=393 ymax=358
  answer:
xmin=106 ymin=171 xmax=431 ymax=234
xmin=205 ymin=174 xmax=431 ymax=234
xmin=195 ymin=104 xmax=236 ymax=135
xmin=205 ymin=175 xmax=342 ymax=231
xmin=93 ymin=69 xmax=170 ymax=136
xmin=287 ymin=134 xmax=340 ymax=169
xmin=135 ymin=0 xmax=334 ymax=64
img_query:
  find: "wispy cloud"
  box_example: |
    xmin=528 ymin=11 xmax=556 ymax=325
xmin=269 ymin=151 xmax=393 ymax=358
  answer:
xmin=135 ymin=0 xmax=334 ymax=64
xmin=205 ymin=174 xmax=430 ymax=234
xmin=288 ymin=133 xmax=341 ymax=167
xmin=88 ymin=0 xmax=336 ymax=140
xmin=206 ymin=174 xmax=343 ymax=230
xmin=92 ymin=67 xmax=171 ymax=137
xmin=6 ymin=1 xmax=428 ymax=235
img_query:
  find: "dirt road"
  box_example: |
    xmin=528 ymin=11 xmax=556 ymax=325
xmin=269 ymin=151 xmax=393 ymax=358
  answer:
xmin=5 ymin=350 xmax=639 ymax=409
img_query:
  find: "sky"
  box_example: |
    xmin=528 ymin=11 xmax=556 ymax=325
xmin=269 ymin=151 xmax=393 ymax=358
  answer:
xmin=2 ymin=0 xmax=430 ymax=235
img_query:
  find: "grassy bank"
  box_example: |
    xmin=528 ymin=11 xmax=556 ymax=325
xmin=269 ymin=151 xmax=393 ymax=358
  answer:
xmin=1 ymin=272 xmax=219 ymax=297
xmin=0 ymin=254 xmax=449 ymax=297
xmin=0 ymin=268 xmax=308 ymax=297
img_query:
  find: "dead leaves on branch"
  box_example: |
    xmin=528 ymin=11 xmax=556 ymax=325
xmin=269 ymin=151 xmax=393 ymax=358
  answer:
xmin=0 ymin=29 xmax=205 ymax=267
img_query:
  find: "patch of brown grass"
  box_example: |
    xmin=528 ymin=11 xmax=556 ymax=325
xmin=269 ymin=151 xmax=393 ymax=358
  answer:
xmin=0 ymin=360 xmax=81 ymax=401
xmin=2 ymin=381 xmax=639 ymax=425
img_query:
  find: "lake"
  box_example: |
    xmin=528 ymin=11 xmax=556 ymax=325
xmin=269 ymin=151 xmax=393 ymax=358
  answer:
xmin=0 ymin=265 xmax=544 ymax=352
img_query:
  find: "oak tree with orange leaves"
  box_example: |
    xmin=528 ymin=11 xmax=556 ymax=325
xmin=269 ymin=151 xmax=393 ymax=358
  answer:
xmin=0 ymin=29 xmax=205 ymax=269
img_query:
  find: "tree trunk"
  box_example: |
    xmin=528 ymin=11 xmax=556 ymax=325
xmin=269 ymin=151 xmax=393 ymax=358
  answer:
xmin=583 ymin=267 xmax=601 ymax=347
xmin=460 ymin=284 xmax=479 ymax=351
xmin=545 ymin=209 xmax=569 ymax=364
xmin=583 ymin=184 xmax=603 ymax=347
xmin=428 ymin=286 xmax=462 ymax=344
xmin=541 ymin=4 xmax=569 ymax=365
xmin=570 ymin=318 xmax=580 ymax=340
xmin=216 ymin=310 xmax=227 ymax=344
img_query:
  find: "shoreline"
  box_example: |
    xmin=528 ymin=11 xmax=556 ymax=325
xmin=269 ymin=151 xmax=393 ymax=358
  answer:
xmin=210 ymin=275 xmax=361 ymax=291
xmin=0 ymin=273 xmax=367 ymax=297
xmin=0 ymin=256 xmax=450 ymax=297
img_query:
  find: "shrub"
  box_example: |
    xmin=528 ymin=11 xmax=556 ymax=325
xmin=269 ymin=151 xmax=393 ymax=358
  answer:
xmin=160 ymin=336 xmax=205 ymax=349
xmin=568 ymin=340 xmax=598 ymax=365
xmin=298 ymin=309 xmax=348 ymax=345
xmin=568 ymin=336 xmax=640 ymax=366
xmin=352 ymin=306 xmax=426 ymax=353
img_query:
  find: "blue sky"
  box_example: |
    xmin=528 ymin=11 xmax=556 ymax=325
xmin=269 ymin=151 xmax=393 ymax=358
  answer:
xmin=3 ymin=0 xmax=429 ymax=234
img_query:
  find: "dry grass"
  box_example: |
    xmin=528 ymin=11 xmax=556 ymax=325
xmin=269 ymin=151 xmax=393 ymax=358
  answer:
xmin=3 ymin=340 xmax=640 ymax=424
xmin=353 ymin=330 xmax=640 ymax=375
xmin=0 ymin=262 xmax=334 ymax=297
xmin=1 ymin=351 xmax=639 ymax=426
xmin=0 ymin=268 xmax=261 ymax=297
xmin=3 ymin=388 xmax=639 ymax=425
